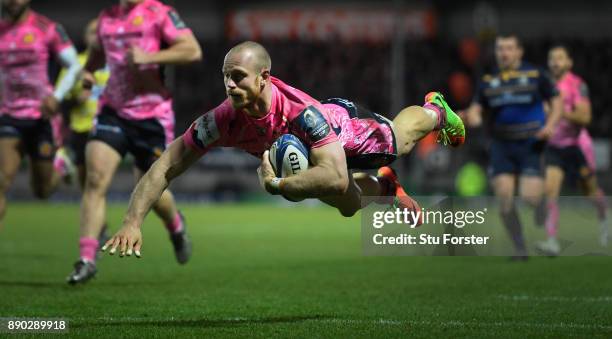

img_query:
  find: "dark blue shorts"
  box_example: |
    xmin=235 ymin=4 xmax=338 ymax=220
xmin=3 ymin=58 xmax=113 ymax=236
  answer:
xmin=489 ymin=138 xmax=545 ymax=177
xmin=90 ymin=106 xmax=168 ymax=172
xmin=544 ymin=145 xmax=592 ymax=182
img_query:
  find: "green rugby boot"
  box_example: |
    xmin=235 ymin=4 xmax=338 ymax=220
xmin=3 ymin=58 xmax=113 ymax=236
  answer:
xmin=424 ymin=92 xmax=466 ymax=147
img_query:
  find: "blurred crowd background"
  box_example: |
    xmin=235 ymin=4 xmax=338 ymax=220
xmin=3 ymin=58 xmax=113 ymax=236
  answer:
xmin=9 ymin=0 xmax=612 ymax=200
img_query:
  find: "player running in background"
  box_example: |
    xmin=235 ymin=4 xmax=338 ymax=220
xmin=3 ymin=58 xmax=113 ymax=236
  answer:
xmin=98 ymin=41 xmax=465 ymax=258
xmin=55 ymin=18 xmax=110 ymax=188
xmin=66 ymin=0 xmax=202 ymax=284
xmin=0 ymin=0 xmax=81 ymax=229
xmin=55 ymin=18 xmax=112 ymax=249
xmin=536 ymin=45 xmax=608 ymax=255
xmin=465 ymin=34 xmax=563 ymax=260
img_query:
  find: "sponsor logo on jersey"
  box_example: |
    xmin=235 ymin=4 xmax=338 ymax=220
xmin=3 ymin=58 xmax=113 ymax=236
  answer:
xmin=295 ymin=106 xmax=330 ymax=142
xmin=132 ymin=15 xmax=144 ymax=26
xmin=23 ymin=33 xmax=35 ymax=44
xmin=195 ymin=111 xmax=220 ymax=147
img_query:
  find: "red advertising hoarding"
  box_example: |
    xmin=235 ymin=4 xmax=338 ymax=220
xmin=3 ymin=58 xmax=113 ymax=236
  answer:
xmin=226 ymin=8 xmax=436 ymax=43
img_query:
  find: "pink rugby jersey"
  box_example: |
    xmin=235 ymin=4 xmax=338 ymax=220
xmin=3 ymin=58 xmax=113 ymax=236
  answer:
xmin=97 ymin=0 xmax=192 ymax=120
xmin=0 ymin=11 xmax=73 ymax=119
xmin=183 ymin=77 xmax=396 ymax=168
xmin=548 ymin=71 xmax=591 ymax=148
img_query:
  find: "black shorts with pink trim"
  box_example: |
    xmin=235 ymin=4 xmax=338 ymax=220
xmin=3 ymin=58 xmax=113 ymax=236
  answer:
xmin=90 ymin=106 xmax=173 ymax=171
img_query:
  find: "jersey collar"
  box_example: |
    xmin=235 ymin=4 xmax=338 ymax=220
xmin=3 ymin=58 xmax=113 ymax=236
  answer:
xmin=243 ymin=83 xmax=278 ymax=122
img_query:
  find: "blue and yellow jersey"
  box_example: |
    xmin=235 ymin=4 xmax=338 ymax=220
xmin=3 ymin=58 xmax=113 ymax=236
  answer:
xmin=473 ymin=62 xmax=558 ymax=140
xmin=56 ymin=51 xmax=109 ymax=133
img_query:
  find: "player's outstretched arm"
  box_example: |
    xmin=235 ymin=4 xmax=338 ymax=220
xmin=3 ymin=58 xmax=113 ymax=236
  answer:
xmin=129 ymin=33 xmax=202 ymax=66
xmin=101 ymin=137 xmax=201 ymax=258
xmin=258 ymin=141 xmax=349 ymax=201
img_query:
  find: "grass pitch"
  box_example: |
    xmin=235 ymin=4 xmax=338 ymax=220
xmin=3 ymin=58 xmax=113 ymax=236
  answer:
xmin=1 ymin=203 xmax=611 ymax=338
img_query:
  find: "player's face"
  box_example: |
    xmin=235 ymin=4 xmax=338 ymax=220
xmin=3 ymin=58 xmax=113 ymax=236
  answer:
xmin=222 ymin=55 xmax=264 ymax=110
xmin=495 ymin=37 xmax=523 ymax=70
xmin=548 ymin=48 xmax=572 ymax=78
xmin=1 ymin=0 xmax=30 ymax=18
xmin=84 ymin=20 xmax=99 ymax=49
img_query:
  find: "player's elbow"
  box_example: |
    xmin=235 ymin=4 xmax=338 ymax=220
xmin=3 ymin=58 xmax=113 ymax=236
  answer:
xmin=582 ymin=112 xmax=592 ymax=126
xmin=580 ymin=117 xmax=592 ymax=126
xmin=174 ymin=38 xmax=202 ymax=64
xmin=189 ymin=46 xmax=202 ymax=63
xmin=184 ymin=42 xmax=202 ymax=63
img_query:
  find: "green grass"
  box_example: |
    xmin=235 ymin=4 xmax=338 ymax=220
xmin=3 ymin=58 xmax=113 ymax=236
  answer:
xmin=0 ymin=203 xmax=611 ymax=338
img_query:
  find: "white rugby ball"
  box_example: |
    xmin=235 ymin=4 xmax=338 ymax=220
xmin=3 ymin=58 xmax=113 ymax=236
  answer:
xmin=269 ymin=134 xmax=310 ymax=177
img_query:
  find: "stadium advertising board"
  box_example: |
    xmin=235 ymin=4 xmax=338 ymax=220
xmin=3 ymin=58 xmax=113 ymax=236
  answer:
xmin=226 ymin=9 xmax=436 ymax=42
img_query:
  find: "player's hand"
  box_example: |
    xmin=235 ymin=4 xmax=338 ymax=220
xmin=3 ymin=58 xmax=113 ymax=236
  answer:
xmin=81 ymin=71 xmax=95 ymax=90
xmin=101 ymin=224 xmax=142 ymax=258
xmin=127 ymin=46 xmax=151 ymax=66
xmin=257 ymin=150 xmax=277 ymax=194
xmin=40 ymin=95 xmax=59 ymax=118
xmin=535 ymin=125 xmax=554 ymax=140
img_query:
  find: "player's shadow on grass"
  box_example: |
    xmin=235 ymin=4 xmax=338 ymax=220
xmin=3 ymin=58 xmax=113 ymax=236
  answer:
xmin=0 ymin=280 xmax=65 ymax=288
xmin=92 ymin=281 xmax=177 ymax=287
xmin=75 ymin=315 xmax=333 ymax=329
xmin=0 ymin=253 xmax=58 ymax=260
xmin=0 ymin=279 xmax=214 ymax=289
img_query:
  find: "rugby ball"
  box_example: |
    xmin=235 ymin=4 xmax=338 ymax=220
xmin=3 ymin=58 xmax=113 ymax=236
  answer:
xmin=269 ymin=134 xmax=309 ymax=177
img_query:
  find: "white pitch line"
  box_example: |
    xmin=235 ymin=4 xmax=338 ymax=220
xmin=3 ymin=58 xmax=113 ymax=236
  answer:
xmin=72 ymin=317 xmax=612 ymax=331
xmin=324 ymin=319 xmax=612 ymax=331
xmin=497 ymin=295 xmax=612 ymax=303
